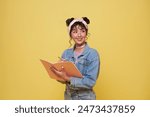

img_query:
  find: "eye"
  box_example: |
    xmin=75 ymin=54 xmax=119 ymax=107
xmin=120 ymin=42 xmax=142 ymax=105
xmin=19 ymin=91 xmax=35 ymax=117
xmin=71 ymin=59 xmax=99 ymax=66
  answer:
xmin=82 ymin=29 xmax=86 ymax=33
xmin=72 ymin=30 xmax=77 ymax=33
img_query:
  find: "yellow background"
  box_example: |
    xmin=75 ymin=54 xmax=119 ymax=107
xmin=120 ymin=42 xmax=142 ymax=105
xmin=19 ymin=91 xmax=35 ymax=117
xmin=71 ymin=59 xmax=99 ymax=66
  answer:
xmin=0 ymin=0 xmax=150 ymax=99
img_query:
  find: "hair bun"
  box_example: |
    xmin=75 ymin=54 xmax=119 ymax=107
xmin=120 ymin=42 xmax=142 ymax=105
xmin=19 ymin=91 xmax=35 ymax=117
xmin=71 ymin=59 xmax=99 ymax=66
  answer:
xmin=82 ymin=17 xmax=90 ymax=24
xmin=66 ymin=18 xmax=74 ymax=26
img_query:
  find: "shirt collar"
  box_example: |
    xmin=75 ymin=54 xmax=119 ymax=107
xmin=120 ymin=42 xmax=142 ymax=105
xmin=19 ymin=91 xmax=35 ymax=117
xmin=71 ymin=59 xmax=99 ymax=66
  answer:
xmin=70 ymin=43 xmax=90 ymax=58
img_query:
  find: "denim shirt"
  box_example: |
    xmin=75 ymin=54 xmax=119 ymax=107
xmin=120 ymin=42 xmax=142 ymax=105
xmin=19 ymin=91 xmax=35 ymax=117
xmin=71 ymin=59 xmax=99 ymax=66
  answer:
xmin=61 ymin=43 xmax=100 ymax=92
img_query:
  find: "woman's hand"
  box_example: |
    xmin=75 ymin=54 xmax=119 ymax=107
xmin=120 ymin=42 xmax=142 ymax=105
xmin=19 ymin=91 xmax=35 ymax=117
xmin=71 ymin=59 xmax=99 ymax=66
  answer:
xmin=58 ymin=57 xmax=66 ymax=62
xmin=50 ymin=65 xmax=70 ymax=82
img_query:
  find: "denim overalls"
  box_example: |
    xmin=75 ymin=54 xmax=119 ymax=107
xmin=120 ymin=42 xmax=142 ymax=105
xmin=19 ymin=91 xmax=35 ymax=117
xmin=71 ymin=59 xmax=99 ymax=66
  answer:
xmin=61 ymin=43 xmax=100 ymax=100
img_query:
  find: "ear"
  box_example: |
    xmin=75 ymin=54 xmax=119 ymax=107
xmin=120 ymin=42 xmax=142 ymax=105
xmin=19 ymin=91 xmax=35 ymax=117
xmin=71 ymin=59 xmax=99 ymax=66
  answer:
xmin=82 ymin=17 xmax=90 ymax=24
xmin=66 ymin=18 xmax=74 ymax=26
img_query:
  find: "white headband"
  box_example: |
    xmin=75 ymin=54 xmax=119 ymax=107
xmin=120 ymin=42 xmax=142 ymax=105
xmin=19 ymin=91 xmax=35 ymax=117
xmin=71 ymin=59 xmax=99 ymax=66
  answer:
xmin=68 ymin=18 xmax=88 ymax=34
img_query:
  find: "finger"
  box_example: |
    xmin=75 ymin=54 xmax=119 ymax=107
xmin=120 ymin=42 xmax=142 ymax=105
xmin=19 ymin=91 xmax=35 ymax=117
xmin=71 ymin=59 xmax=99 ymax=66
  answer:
xmin=50 ymin=66 xmax=59 ymax=74
xmin=50 ymin=66 xmax=56 ymax=73
xmin=62 ymin=59 xmax=66 ymax=62
xmin=50 ymin=65 xmax=58 ymax=71
xmin=51 ymin=68 xmax=63 ymax=77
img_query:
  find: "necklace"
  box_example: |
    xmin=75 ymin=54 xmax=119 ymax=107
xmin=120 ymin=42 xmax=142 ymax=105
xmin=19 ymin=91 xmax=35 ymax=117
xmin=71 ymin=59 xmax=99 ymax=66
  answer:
xmin=75 ymin=44 xmax=85 ymax=49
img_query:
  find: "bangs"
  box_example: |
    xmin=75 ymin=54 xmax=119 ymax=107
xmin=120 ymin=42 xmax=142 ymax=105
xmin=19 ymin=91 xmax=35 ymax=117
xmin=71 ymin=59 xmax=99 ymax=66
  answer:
xmin=70 ymin=22 xmax=88 ymax=35
xmin=71 ymin=22 xmax=86 ymax=30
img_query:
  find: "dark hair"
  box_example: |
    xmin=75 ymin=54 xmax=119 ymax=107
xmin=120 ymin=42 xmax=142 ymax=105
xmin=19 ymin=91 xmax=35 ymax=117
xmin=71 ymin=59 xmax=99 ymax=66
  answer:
xmin=66 ymin=17 xmax=90 ymax=36
xmin=66 ymin=17 xmax=90 ymax=26
xmin=66 ymin=17 xmax=90 ymax=47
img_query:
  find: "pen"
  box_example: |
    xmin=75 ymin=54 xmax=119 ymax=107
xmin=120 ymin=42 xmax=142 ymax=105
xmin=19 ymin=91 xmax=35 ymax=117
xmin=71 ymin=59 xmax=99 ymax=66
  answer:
xmin=58 ymin=56 xmax=66 ymax=61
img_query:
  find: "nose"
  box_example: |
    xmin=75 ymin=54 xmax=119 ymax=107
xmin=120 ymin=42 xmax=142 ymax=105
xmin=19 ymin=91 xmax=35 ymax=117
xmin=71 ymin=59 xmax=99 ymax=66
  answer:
xmin=77 ymin=32 xmax=81 ymax=37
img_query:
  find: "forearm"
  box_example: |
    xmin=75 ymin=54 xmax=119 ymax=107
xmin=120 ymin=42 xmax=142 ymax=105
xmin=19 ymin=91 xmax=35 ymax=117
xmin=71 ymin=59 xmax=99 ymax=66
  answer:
xmin=68 ymin=58 xmax=100 ymax=90
xmin=68 ymin=76 xmax=97 ymax=90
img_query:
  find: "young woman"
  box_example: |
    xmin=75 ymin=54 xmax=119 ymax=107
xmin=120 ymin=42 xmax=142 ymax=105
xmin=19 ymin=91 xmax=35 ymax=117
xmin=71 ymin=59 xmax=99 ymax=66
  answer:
xmin=50 ymin=17 xmax=100 ymax=100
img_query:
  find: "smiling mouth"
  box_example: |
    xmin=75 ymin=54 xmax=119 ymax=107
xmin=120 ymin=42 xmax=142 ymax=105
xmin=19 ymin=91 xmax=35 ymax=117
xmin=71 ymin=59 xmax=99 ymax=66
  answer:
xmin=76 ymin=38 xmax=83 ymax=41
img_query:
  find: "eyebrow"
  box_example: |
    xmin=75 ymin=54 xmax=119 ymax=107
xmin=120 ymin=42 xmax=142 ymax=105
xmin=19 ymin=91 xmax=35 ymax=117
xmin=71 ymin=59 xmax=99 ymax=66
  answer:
xmin=72 ymin=26 xmax=86 ymax=31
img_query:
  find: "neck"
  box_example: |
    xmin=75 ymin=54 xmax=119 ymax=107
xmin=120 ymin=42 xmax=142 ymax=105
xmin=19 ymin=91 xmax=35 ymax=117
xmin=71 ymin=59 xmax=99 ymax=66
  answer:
xmin=75 ymin=43 xmax=86 ymax=49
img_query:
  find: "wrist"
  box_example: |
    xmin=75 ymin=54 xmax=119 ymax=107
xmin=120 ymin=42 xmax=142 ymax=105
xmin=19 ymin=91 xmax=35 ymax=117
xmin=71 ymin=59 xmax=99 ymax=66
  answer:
xmin=66 ymin=80 xmax=70 ymax=84
xmin=64 ymin=76 xmax=70 ymax=82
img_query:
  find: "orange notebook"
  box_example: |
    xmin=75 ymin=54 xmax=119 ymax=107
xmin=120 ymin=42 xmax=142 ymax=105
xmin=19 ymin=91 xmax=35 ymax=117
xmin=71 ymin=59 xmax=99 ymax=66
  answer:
xmin=40 ymin=59 xmax=83 ymax=81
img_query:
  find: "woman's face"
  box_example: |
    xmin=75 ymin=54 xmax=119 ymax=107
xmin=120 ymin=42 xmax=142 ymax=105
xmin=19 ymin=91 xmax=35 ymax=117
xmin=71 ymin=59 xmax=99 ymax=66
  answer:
xmin=70 ymin=25 xmax=87 ymax=46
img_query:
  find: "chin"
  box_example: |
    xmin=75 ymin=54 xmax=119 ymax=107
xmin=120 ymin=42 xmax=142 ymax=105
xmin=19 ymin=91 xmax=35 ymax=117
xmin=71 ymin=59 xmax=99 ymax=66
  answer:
xmin=77 ymin=42 xmax=85 ymax=46
xmin=77 ymin=41 xmax=84 ymax=44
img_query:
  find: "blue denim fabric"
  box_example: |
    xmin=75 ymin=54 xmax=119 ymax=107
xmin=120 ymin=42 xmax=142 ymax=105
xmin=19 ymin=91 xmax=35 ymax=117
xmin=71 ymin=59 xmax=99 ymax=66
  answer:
xmin=61 ymin=43 xmax=100 ymax=100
